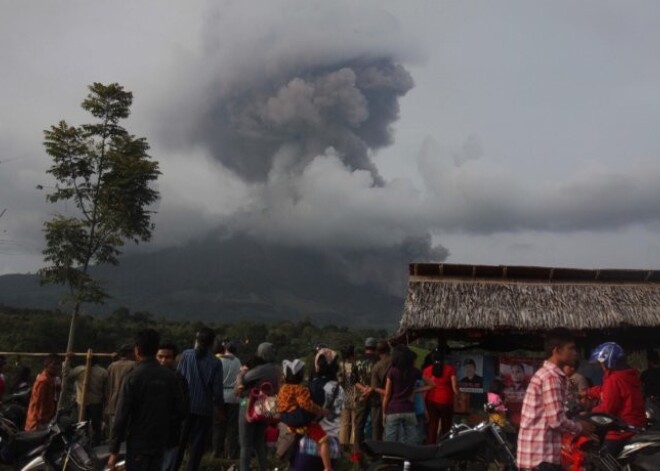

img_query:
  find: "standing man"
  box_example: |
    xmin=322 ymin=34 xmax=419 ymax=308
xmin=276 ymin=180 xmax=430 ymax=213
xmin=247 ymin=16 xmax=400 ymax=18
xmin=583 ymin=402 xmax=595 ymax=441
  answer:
xmin=370 ymin=340 xmax=391 ymax=441
xmin=176 ymin=327 xmax=224 ymax=471
xmin=25 ymin=354 xmax=62 ymax=431
xmin=213 ymin=340 xmax=241 ymax=460
xmin=108 ymin=329 xmax=184 ymax=471
xmin=105 ymin=344 xmax=136 ymax=434
xmin=156 ymin=342 xmax=189 ymax=471
xmin=64 ymin=354 xmax=108 ymax=445
xmin=353 ymin=338 xmax=378 ymax=451
xmin=517 ymin=329 xmax=593 ymax=471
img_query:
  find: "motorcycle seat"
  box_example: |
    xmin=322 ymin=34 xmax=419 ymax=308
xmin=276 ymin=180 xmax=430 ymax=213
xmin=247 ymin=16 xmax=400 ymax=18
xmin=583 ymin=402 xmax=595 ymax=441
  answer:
xmin=93 ymin=442 xmax=126 ymax=462
xmin=12 ymin=428 xmax=51 ymax=454
xmin=435 ymin=430 xmax=487 ymax=458
xmin=364 ymin=440 xmax=440 ymax=461
xmin=364 ymin=431 xmax=488 ymax=462
xmin=413 ymin=458 xmax=457 ymax=470
xmin=627 ymin=430 xmax=660 ymax=443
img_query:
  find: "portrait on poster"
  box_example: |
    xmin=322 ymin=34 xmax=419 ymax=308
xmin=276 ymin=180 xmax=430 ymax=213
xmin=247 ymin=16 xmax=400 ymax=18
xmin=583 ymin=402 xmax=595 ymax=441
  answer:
xmin=500 ymin=357 xmax=538 ymax=427
xmin=453 ymin=355 xmax=484 ymax=394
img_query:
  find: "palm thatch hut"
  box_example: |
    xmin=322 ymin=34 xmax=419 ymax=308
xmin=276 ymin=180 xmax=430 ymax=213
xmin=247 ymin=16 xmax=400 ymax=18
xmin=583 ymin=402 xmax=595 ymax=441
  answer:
xmin=396 ymin=263 xmax=660 ymax=352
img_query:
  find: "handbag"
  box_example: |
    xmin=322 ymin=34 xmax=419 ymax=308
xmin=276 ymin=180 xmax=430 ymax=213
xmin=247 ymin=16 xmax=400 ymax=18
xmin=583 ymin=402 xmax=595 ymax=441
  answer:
xmin=246 ymin=381 xmax=279 ymax=423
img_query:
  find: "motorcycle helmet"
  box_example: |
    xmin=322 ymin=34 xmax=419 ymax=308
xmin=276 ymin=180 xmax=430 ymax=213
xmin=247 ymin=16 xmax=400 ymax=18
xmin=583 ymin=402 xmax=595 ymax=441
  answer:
xmin=589 ymin=342 xmax=625 ymax=369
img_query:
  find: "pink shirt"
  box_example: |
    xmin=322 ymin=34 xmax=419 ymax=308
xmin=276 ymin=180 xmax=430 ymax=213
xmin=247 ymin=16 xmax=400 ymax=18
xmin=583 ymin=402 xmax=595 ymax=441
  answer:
xmin=517 ymin=361 xmax=582 ymax=468
xmin=487 ymin=392 xmax=506 ymax=412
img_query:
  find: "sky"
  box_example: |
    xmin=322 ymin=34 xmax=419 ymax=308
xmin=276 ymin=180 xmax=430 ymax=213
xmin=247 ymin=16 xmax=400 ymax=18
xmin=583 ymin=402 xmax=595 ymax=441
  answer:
xmin=2 ymin=0 xmax=660 ymax=279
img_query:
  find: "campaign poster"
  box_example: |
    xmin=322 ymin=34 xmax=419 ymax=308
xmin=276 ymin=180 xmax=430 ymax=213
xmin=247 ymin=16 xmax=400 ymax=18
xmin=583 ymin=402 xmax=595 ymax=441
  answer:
xmin=454 ymin=355 xmax=485 ymax=394
xmin=499 ymin=357 xmax=539 ymax=427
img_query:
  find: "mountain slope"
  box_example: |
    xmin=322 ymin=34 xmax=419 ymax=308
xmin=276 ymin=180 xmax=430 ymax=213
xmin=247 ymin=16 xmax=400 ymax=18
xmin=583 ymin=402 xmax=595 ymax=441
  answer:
xmin=0 ymin=234 xmax=405 ymax=327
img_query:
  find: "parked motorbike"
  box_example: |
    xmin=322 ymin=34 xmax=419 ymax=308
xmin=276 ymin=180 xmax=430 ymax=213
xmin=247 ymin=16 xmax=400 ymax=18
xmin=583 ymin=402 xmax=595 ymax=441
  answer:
xmin=0 ymin=413 xmax=125 ymax=471
xmin=0 ymin=385 xmax=31 ymax=431
xmin=645 ymin=396 xmax=660 ymax=430
xmin=561 ymin=412 xmax=660 ymax=471
xmin=364 ymin=419 xmax=517 ymax=471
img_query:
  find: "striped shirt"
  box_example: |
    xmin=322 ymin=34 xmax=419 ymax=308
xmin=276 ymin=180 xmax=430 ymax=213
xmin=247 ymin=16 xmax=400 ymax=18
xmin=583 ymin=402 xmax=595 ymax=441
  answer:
xmin=177 ymin=349 xmax=223 ymax=416
xmin=517 ymin=360 xmax=582 ymax=468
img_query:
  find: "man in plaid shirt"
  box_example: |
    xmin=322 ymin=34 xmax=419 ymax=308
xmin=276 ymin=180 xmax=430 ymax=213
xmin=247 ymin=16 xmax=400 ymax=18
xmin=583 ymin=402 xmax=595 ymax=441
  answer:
xmin=517 ymin=329 xmax=594 ymax=471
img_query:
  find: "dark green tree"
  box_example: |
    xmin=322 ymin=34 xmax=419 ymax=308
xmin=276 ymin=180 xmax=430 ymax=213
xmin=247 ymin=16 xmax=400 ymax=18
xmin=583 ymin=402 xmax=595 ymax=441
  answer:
xmin=39 ymin=82 xmax=160 ymax=358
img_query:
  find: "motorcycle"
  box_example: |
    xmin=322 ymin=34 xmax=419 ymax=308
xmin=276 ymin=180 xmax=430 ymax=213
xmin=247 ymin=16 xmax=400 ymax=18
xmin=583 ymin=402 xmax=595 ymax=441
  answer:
xmin=561 ymin=412 xmax=660 ymax=471
xmin=0 ymin=413 xmax=125 ymax=471
xmin=364 ymin=419 xmax=517 ymax=470
xmin=1 ymin=385 xmax=31 ymax=431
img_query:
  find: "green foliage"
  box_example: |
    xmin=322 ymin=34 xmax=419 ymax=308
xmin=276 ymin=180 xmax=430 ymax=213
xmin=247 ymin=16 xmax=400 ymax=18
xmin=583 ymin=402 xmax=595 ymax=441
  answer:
xmin=0 ymin=305 xmax=390 ymax=364
xmin=39 ymin=82 xmax=160 ymax=304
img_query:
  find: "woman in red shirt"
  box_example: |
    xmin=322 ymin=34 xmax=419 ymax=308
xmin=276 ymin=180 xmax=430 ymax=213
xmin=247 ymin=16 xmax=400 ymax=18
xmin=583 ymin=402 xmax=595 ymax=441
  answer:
xmin=423 ymin=348 xmax=458 ymax=444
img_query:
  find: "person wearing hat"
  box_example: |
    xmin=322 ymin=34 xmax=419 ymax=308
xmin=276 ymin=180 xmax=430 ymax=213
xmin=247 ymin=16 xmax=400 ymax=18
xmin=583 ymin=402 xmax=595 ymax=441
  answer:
xmin=236 ymin=342 xmax=280 ymax=471
xmin=296 ymin=348 xmax=345 ymax=471
xmin=369 ymin=340 xmax=392 ymax=441
xmin=582 ymin=342 xmax=646 ymax=456
xmin=105 ymin=343 xmax=136 ymax=435
xmin=278 ymin=358 xmax=333 ymax=471
xmin=353 ymin=338 xmax=378 ymax=452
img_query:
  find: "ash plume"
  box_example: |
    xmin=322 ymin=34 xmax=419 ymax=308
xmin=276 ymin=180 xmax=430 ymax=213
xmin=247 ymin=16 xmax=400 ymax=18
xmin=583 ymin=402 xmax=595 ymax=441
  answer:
xmin=155 ymin=1 xmax=447 ymax=295
xmin=195 ymin=59 xmax=414 ymax=185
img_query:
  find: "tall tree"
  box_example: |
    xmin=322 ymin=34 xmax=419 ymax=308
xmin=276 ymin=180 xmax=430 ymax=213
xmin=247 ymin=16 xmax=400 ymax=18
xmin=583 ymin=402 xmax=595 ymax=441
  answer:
xmin=40 ymin=82 xmax=160 ymax=358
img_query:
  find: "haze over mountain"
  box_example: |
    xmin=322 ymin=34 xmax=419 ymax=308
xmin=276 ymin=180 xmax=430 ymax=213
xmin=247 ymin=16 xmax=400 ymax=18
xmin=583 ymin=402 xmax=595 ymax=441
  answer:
xmin=0 ymin=231 xmax=444 ymax=327
xmin=4 ymin=1 xmax=660 ymax=314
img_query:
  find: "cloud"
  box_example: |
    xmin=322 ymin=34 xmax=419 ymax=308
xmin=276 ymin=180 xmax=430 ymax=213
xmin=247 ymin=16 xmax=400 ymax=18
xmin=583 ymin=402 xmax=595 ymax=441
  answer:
xmin=418 ymin=136 xmax=660 ymax=234
xmin=230 ymin=148 xmax=425 ymax=249
xmin=3 ymin=0 xmax=660 ymax=283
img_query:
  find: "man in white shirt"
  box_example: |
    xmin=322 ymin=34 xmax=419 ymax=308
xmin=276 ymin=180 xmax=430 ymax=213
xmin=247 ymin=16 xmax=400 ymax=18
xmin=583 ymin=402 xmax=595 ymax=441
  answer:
xmin=213 ymin=340 xmax=242 ymax=460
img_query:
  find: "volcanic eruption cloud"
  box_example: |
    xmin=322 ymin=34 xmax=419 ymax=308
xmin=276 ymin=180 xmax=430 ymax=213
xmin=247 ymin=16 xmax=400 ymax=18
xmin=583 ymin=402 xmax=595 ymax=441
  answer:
xmin=170 ymin=3 xmax=448 ymax=294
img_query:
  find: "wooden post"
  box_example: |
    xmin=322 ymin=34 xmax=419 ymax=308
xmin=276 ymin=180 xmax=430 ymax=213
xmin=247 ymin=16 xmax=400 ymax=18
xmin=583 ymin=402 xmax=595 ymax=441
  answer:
xmin=78 ymin=348 xmax=93 ymax=422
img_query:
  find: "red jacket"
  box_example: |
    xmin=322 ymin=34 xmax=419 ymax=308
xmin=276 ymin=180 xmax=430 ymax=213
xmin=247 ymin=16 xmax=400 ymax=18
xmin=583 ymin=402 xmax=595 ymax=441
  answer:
xmin=586 ymin=368 xmax=646 ymax=441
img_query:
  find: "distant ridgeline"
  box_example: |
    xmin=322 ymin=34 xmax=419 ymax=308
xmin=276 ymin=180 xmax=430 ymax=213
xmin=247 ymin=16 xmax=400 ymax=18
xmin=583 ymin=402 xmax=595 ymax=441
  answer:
xmin=0 ymin=234 xmax=404 ymax=326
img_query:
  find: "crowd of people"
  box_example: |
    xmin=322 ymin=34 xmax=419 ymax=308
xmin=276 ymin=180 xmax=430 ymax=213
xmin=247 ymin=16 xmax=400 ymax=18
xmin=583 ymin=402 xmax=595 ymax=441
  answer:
xmin=1 ymin=328 xmax=659 ymax=471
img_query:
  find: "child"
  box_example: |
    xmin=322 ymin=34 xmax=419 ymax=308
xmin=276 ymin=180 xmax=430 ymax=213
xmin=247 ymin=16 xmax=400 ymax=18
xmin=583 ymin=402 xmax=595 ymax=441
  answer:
xmin=414 ymin=378 xmax=429 ymax=444
xmin=485 ymin=378 xmax=508 ymax=428
xmin=278 ymin=359 xmax=332 ymax=471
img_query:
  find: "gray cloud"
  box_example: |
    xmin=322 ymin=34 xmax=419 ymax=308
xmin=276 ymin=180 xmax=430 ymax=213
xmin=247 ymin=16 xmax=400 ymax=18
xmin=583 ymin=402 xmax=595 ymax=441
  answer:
xmin=192 ymin=60 xmax=413 ymax=184
xmin=418 ymin=137 xmax=660 ymax=234
xmin=3 ymin=0 xmax=660 ymax=281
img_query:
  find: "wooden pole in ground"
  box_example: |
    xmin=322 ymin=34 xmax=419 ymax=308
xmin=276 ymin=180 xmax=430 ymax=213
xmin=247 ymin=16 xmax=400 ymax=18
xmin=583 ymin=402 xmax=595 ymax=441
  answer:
xmin=78 ymin=348 xmax=93 ymax=422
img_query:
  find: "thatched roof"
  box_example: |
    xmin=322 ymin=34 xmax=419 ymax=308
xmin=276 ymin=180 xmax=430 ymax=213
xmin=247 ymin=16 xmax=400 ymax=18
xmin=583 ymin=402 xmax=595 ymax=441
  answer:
xmin=398 ymin=264 xmax=660 ymax=340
